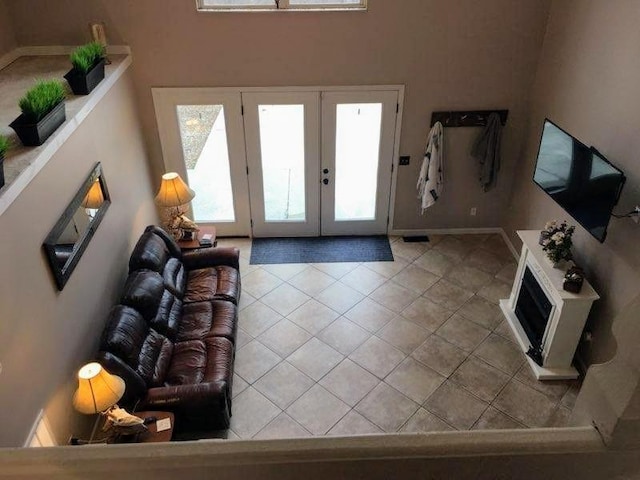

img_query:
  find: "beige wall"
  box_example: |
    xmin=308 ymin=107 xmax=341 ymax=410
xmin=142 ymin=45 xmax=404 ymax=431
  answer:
xmin=504 ymin=0 xmax=640 ymax=367
xmin=0 ymin=70 xmax=157 ymax=448
xmin=5 ymin=0 xmax=550 ymax=230
xmin=0 ymin=0 xmax=16 ymax=56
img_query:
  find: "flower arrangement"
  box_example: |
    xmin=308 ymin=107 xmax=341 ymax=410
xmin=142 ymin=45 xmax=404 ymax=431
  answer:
xmin=540 ymin=220 xmax=575 ymax=264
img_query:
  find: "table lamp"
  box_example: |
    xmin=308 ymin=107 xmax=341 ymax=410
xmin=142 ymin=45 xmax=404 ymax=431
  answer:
xmin=81 ymin=179 xmax=104 ymax=219
xmin=154 ymin=172 xmax=197 ymax=240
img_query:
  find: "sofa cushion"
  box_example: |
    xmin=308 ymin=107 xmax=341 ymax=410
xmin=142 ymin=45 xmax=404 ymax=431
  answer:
xmin=165 ymin=337 xmax=233 ymax=387
xmin=163 ymin=257 xmax=187 ymax=298
xmin=184 ymin=266 xmax=240 ymax=304
xmin=137 ymin=329 xmax=174 ymax=388
xmin=100 ymin=305 xmax=148 ymax=367
xmin=151 ymin=289 xmax=183 ymax=340
xmin=177 ymin=300 xmax=237 ymax=343
xmin=129 ymin=231 xmax=171 ymax=273
xmin=121 ymin=270 xmax=164 ymax=321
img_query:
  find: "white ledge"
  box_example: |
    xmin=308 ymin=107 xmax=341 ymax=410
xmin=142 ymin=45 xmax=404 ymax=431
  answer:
xmin=0 ymin=48 xmax=132 ymax=217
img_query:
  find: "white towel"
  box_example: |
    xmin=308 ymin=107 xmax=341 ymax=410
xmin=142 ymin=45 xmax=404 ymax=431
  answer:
xmin=417 ymin=121 xmax=444 ymax=214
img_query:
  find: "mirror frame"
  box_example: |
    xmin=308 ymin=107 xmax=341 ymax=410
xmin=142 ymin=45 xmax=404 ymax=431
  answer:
xmin=43 ymin=162 xmax=111 ymax=290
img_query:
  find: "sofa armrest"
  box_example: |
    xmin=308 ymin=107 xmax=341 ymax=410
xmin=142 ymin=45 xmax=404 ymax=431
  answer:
xmin=182 ymin=247 xmax=240 ymax=271
xmin=142 ymin=381 xmax=229 ymax=410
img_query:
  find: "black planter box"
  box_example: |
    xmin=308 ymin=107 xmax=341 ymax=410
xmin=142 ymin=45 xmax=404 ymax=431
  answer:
xmin=9 ymin=101 xmax=66 ymax=147
xmin=0 ymin=154 xmax=5 ymax=189
xmin=64 ymin=59 xmax=106 ymax=95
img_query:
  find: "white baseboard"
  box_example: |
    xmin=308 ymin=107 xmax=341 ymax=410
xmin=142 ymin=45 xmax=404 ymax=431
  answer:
xmin=0 ymin=45 xmax=131 ymax=70
xmin=390 ymin=227 xmax=519 ymax=260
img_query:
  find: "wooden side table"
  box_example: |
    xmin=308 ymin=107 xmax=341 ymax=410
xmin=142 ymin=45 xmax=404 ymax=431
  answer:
xmin=177 ymin=225 xmax=217 ymax=250
xmin=112 ymin=411 xmax=175 ymax=443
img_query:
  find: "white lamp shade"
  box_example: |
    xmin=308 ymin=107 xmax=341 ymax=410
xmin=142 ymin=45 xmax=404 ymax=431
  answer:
xmin=155 ymin=172 xmax=195 ymax=207
xmin=72 ymin=363 xmax=125 ymax=414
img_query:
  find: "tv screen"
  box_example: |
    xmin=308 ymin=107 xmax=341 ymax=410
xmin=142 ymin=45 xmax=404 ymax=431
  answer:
xmin=533 ymin=119 xmax=625 ymax=242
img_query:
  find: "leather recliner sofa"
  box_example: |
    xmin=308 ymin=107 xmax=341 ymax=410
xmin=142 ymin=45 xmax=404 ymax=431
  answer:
xmin=97 ymin=226 xmax=241 ymax=432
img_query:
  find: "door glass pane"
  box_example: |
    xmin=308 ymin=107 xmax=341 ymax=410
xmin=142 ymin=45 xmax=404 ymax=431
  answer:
xmin=177 ymin=105 xmax=235 ymax=222
xmin=258 ymin=105 xmax=306 ymax=222
xmin=334 ymin=103 xmax=382 ymax=221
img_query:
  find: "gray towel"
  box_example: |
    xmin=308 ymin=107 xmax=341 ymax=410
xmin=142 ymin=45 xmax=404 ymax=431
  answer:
xmin=471 ymin=112 xmax=502 ymax=192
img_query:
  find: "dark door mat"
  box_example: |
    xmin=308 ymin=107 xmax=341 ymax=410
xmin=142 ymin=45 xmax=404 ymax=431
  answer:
xmin=250 ymin=236 xmax=394 ymax=264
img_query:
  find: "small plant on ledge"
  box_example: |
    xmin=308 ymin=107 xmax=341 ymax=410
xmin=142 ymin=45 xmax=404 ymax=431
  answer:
xmin=540 ymin=220 xmax=575 ymax=266
xmin=10 ymin=79 xmax=66 ymax=146
xmin=0 ymin=134 xmax=10 ymax=188
xmin=65 ymin=41 xmax=107 ymax=95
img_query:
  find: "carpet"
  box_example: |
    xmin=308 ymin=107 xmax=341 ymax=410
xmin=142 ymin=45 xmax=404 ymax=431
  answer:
xmin=250 ymin=236 xmax=394 ymax=264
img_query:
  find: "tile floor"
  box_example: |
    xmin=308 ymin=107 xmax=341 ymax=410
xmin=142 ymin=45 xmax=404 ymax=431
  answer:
xmin=216 ymin=234 xmax=581 ymax=440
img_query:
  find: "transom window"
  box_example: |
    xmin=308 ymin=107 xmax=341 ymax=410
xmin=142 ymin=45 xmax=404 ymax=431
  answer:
xmin=197 ymin=0 xmax=366 ymax=12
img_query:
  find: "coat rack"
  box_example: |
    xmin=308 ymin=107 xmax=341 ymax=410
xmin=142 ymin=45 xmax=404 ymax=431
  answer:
xmin=430 ymin=110 xmax=508 ymax=128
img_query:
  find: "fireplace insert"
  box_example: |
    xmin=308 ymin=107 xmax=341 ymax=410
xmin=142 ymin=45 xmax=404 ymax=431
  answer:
xmin=515 ymin=266 xmax=553 ymax=365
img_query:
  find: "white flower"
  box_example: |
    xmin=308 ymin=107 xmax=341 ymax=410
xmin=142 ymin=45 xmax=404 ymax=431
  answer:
xmin=544 ymin=221 xmax=557 ymax=232
xmin=551 ymin=232 xmax=565 ymax=242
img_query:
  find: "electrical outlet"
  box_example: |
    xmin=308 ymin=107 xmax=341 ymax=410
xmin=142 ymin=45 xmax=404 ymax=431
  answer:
xmin=634 ymin=206 xmax=640 ymax=224
xmin=399 ymin=155 xmax=411 ymax=166
xmin=470 ymin=207 xmax=477 ymax=216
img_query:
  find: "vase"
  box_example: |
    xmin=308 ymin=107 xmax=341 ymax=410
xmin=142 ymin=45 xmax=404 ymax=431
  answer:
xmin=544 ymin=256 xmax=568 ymax=270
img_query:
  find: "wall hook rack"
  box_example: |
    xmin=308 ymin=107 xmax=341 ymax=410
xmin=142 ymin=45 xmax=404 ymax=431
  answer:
xmin=430 ymin=109 xmax=509 ymax=128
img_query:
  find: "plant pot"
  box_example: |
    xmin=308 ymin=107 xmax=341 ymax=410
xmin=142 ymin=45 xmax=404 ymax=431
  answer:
xmin=0 ymin=154 xmax=5 ymax=189
xmin=9 ymin=101 xmax=66 ymax=146
xmin=64 ymin=59 xmax=105 ymax=95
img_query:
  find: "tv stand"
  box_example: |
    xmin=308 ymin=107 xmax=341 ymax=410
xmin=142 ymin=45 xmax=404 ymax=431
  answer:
xmin=499 ymin=230 xmax=599 ymax=380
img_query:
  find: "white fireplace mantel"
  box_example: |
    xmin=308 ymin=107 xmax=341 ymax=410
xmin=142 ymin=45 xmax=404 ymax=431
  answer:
xmin=500 ymin=230 xmax=599 ymax=380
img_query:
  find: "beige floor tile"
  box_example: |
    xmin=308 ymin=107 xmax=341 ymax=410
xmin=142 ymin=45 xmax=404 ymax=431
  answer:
xmin=238 ymin=291 xmax=256 ymax=311
xmin=233 ymin=374 xmax=249 ymax=398
xmin=288 ymin=267 xmax=336 ymax=297
xmin=481 ymin=234 xmax=514 ymax=259
xmin=349 ymin=336 xmax=406 ymax=378
xmin=253 ymin=361 xmax=315 ymax=409
xmin=424 ymin=279 xmax=474 ymax=311
xmin=253 ymin=412 xmax=311 ymax=439
xmin=235 ymin=340 xmax=282 ymax=383
xmin=478 ymin=278 xmax=512 ymax=305
xmin=445 ymin=264 xmax=494 ymax=293
xmin=413 ymin=249 xmax=456 ymax=277
xmin=230 ymin=387 xmax=281 ymax=438
xmin=317 ymin=317 xmax=371 ymax=355
xmin=287 ymin=338 xmax=344 ymax=381
xmin=493 ymin=320 xmax=520 ymax=344
xmin=401 ymin=297 xmax=454 ymax=331
xmin=236 ymin=328 xmax=252 ymax=349
xmin=257 ymin=319 xmax=313 ymax=358
xmin=432 ymin=236 xmax=472 ymax=262
xmin=239 ymin=256 xmax=260 ymax=276
xmin=287 ymin=299 xmax=339 ymax=334
xmin=241 ymin=268 xmax=282 ymax=298
xmin=495 ymin=262 xmax=518 ymax=284
xmin=262 ymin=263 xmax=308 ymax=281
xmin=239 ymin=301 xmax=283 ymax=337
xmin=464 ymin=248 xmax=505 ymax=275
xmin=457 ymin=295 xmax=503 ymax=330
xmin=260 ymin=283 xmax=310 ymax=317
xmin=436 ymin=314 xmax=491 ymax=352
xmin=319 ymin=359 xmax=380 ymax=406
xmin=450 ymin=356 xmax=510 ymax=402
xmin=369 ymin=281 xmax=420 ymax=313
xmin=363 ymin=258 xmax=409 ymax=278
xmin=340 ymin=265 xmax=388 ymax=295
xmin=312 ymin=262 xmax=359 ymax=279
xmin=286 ymin=385 xmax=350 ymax=435
xmin=424 ymin=381 xmax=489 ymax=430
xmin=493 ymin=379 xmax=558 ymax=427
xmin=344 ymin=297 xmax=396 ymax=333
xmin=386 ymin=357 xmax=446 ymax=404
xmin=560 ymin=382 xmax=582 ymax=410
xmin=376 ymin=317 xmax=430 ymax=354
xmin=545 ymin=405 xmax=572 ymax=428
xmin=355 ymin=383 xmax=419 ymax=432
xmin=315 ymin=281 xmax=365 ymax=314
xmin=514 ymin=363 xmax=571 ymax=401
xmin=472 ymin=406 xmax=525 ymax=430
xmin=400 ymin=408 xmax=455 ymax=433
xmin=390 ymin=240 xmax=429 ymax=262
xmin=474 ymin=333 xmax=525 ymax=375
xmin=391 ymin=264 xmax=440 ymax=295
xmin=411 ymin=335 xmax=468 ymax=377
xmin=328 ymin=410 xmax=383 ymax=436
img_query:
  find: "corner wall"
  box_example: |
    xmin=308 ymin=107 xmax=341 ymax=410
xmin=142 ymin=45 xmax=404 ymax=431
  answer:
xmin=0 ymin=69 xmax=158 ymax=447
xmin=5 ymin=0 xmax=550 ymax=230
xmin=0 ymin=0 xmax=17 ymax=57
xmin=503 ymin=0 xmax=640 ymax=367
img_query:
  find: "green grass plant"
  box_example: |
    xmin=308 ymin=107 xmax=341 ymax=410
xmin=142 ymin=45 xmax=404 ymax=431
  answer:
xmin=18 ymin=80 xmax=66 ymax=123
xmin=0 ymin=135 xmax=10 ymax=157
xmin=70 ymin=41 xmax=106 ymax=74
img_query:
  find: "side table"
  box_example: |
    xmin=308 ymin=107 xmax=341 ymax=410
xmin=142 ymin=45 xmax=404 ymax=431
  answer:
xmin=112 ymin=411 xmax=175 ymax=443
xmin=178 ymin=225 xmax=217 ymax=250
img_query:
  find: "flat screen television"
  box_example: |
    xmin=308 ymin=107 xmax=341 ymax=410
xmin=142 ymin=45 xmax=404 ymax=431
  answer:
xmin=533 ymin=119 xmax=626 ymax=242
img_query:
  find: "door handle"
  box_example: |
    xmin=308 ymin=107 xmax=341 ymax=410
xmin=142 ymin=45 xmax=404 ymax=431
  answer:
xmin=323 ymin=178 xmax=329 ymax=185
xmin=323 ymin=168 xmax=329 ymax=174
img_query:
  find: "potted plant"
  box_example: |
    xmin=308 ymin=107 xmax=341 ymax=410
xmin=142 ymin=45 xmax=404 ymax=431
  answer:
xmin=540 ymin=220 xmax=575 ymax=268
xmin=10 ymin=80 xmax=66 ymax=146
xmin=0 ymin=134 xmax=9 ymax=188
xmin=64 ymin=42 xmax=107 ymax=95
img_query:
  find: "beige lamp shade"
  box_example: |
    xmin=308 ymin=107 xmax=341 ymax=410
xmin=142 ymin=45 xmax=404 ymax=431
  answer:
xmin=155 ymin=172 xmax=195 ymax=207
xmin=81 ymin=180 xmax=104 ymax=209
xmin=72 ymin=362 xmax=125 ymax=414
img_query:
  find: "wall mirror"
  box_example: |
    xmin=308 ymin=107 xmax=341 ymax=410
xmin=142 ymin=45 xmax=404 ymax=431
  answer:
xmin=43 ymin=162 xmax=111 ymax=290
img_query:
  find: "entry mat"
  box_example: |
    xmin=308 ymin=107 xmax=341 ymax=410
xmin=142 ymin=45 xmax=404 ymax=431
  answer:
xmin=250 ymin=236 xmax=394 ymax=264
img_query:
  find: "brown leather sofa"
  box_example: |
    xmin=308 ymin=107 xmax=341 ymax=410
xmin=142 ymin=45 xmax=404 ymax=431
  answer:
xmin=97 ymin=226 xmax=241 ymax=432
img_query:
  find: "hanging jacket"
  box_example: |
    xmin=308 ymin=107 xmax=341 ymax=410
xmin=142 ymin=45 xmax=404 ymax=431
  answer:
xmin=417 ymin=121 xmax=444 ymax=214
xmin=471 ymin=112 xmax=502 ymax=192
